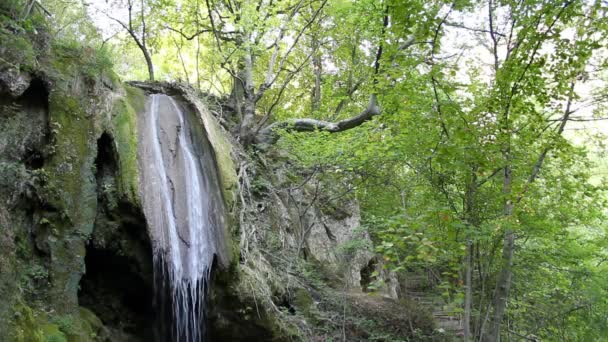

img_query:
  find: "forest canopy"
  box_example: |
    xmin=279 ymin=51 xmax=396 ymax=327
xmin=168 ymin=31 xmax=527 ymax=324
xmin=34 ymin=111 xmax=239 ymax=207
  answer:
xmin=11 ymin=0 xmax=608 ymax=340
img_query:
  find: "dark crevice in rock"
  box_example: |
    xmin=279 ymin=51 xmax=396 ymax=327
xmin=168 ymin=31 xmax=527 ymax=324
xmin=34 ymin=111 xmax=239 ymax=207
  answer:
xmin=17 ymin=78 xmax=49 ymax=113
xmin=360 ymin=257 xmax=377 ymax=292
xmin=277 ymin=295 xmax=297 ymax=315
xmin=95 ymin=132 xmax=118 ymax=181
xmin=322 ymin=222 xmax=337 ymax=242
xmin=22 ymin=148 xmax=45 ymax=169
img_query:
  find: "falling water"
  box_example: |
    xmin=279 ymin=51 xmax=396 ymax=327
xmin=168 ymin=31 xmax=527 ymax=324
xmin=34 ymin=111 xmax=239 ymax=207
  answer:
xmin=137 ymin=93 xmax=227 ymax=341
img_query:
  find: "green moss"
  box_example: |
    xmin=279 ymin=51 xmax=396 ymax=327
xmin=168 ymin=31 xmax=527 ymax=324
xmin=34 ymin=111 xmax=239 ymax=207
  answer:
xmin=50 ymin=315 xmax=75 ymax=335
xmin=8 ymin=303 xmax=72 ymax=342
xmin=41 ymin=89 xmax=98 ymax=311
xmin=9 ymin=303 xmax=44 ymax=342
xmin=9 ymin=304 xmax=104 ymax=342
xmin=41 ymin=325 xmax=67 ymax=342
xmin=293 ymin=288 xmax=314 ymax=318
xmin=46 ymin=91 xmax=97 ymax=233
xmin=185 ymin=95 xmax=238 ymax=208
xmin=110 ymin=86 xmax=143 ymax=203
xmin=205 ymin=116 xmax=238 ymax=208
xmin=76 ymin=307 xmax=103 ymax=333
xmin=47 ymin=308 xmax=103 ymax=342
xmin=294 ymin=288 xmax=313 ymax=309
xmin=125 ymin=85 xmax=145 ymax=113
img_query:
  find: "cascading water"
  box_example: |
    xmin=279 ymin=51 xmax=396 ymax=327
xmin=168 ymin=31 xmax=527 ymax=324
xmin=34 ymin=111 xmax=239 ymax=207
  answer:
xmin=137 ymin=93 xmax=228 ymax=341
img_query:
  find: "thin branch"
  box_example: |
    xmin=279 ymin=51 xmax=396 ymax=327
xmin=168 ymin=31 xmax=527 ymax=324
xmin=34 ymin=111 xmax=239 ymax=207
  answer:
xmin=445 ymin=20 xmax=505 ymax=37
xmin=255 ymin=0 xmax=328 ymax=101
xmin=517 ymin=81 xmax=576 ymax=202
xmin=166 ymin=25 xmax=214 ymax=40
xmin=477 ymin=166 xmax=505 ymax=187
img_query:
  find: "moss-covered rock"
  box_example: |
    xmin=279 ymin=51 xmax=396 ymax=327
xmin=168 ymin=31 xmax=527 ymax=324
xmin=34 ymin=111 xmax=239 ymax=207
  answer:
xmin=7 ymin=302 xmax=106 ymax=342
xmin=108 ymin=85 xmax=144 ymax=204
xmin=0 ymin=4 xmax=147 ymax=338
xmin=41 ymin=89 xmax=98 ymax=312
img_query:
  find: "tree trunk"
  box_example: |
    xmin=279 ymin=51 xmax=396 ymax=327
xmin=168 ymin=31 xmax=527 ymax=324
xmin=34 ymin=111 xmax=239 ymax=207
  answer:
xmin=311 ymin=34 xmax=322 ymax=112
xmin=463 ymin=173 xmax=478 ymax=341
xmin=486 ymin=165 xmax=514 ymax=342
xmin=464 ymin=240 xmax=473 ymax=341
xmin=143 ymin=48 xmax=155 ymax=81
xmin=122 ymin=28 xmax=155 ymax=81
xmin=237 ymin=49 xmax=258 ymax=144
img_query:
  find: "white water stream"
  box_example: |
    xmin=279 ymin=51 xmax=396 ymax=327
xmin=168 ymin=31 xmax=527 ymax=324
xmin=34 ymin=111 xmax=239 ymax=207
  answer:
xmin=139 ymin=93 xmax=226 ymax=341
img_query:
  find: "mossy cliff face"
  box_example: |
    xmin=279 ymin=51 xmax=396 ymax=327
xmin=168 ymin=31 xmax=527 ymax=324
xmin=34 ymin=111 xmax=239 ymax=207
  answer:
xmin=0 ymin=16 xmax=149 ymax=339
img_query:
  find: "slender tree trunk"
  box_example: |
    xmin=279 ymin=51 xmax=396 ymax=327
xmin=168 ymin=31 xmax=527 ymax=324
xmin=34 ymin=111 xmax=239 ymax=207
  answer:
xmin=172 ymin=37 xmax=190 ymax=83
xmin=464 ymin=240 xmax=473 ymax=340
xmin=143 ymin=48 xmax=155 ymax=81
xmin=311 ymin=34 xmax=322 ymax=112
xmin=474 ymin=243 xmax=486 ymax=339
xmin=238 ymin=49 xmax=258 ymax=143
xmin=464 ymin=172 xmax=478 ymax=341
xmin=488 ymin=228 xmax=514 ymax=341
xmin=486 ymin=165 xmax=514 ymax=342
xmin=139 ymin=0 xmax=153 ymax=81
xmin=126 ymin=34 xmax=155 ymax=81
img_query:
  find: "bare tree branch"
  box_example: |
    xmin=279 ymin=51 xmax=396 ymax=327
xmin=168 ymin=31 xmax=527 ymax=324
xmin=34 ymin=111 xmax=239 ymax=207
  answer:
xmin=517 ymin=80 xmax=576 ymax=202
xmin=255 ymin=0 xmax=328 ymax=101
xmin=256 ymin=95 xmax=380 ymax=145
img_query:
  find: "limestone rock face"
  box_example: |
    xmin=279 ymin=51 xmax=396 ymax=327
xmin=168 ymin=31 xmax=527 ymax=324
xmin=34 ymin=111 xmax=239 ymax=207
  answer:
xmin=0 ymin=68 xmax=31 ymax=98
xmin=300 ymin=197 xmax=373 ymax=289
xmin=249 ymin=162 xmax=375 ymax=291
xmin=130 ymin=83 xmax=239 ymax=267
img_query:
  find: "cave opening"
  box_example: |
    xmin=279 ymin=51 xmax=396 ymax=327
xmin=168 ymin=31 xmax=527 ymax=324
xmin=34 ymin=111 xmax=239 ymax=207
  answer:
xmin=17 ymin=78 xmax=49 ymax=112
xmin=79 ymin=242 xmax=155 ymax=339
xmin=78 ymin=131 xmax=155 ymax=340
xmin=360 ymin=257 xmax=377 ymax=292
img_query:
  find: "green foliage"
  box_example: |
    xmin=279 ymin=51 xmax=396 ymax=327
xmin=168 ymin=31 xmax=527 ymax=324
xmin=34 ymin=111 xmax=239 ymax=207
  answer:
xmin=337 ymin=233 xmax=372 ymax=259
xmin=275 ymin=0 xmax=608 ymax=339
xmin=0 ymin=0 xmax=47 ymax=31
xmin=44 ymin=334 xmax=67 ymax=342
xmin=0 ymin=0 xmax=23 ymax=18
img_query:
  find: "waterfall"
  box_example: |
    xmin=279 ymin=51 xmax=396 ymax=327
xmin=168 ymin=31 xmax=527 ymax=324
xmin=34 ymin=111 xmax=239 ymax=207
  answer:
xmin=137 ymin=93 xmax=227 ymax=341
